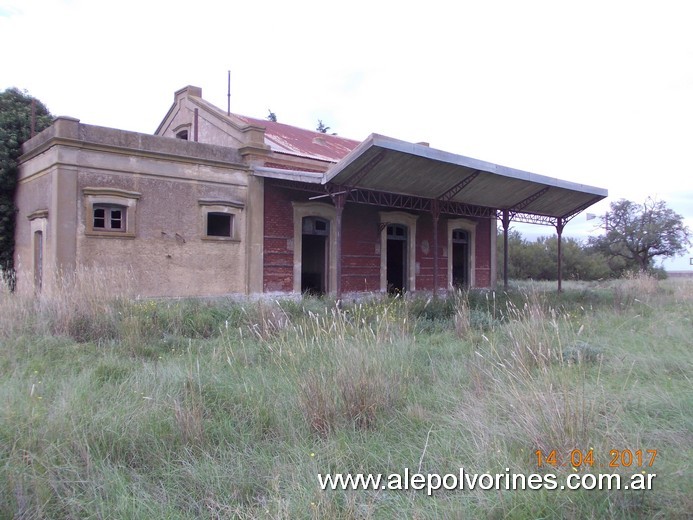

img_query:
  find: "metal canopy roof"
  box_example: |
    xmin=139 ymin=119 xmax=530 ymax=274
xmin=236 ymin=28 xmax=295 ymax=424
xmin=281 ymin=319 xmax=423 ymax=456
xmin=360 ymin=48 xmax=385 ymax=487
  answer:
xmin=323 ymin=134 xmax=608 ymax=223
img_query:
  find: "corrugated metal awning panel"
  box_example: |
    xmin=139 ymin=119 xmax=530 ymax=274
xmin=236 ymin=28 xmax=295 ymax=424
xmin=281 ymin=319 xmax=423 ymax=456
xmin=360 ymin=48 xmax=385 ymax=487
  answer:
xmin=324 ymin=134 xmax=607 ymax=219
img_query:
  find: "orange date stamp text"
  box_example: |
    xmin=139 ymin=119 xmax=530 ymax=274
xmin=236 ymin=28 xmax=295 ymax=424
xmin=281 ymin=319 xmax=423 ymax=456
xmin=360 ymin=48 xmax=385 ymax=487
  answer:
xmin=535 ymin=449 xmax=657 ymax=469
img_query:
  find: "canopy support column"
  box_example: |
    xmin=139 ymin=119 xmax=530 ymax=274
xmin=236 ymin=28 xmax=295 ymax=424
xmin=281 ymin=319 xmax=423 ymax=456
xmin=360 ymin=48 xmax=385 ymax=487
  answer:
xmin=432 ymin=199 xmax=440 ymax=298
xmin=502 ymin=209 xmax=510 ymax=290
xmin=556 ymin=217 xmax=564 ymax=293
xmin=333 ymin=192 xmax=346 ymax=302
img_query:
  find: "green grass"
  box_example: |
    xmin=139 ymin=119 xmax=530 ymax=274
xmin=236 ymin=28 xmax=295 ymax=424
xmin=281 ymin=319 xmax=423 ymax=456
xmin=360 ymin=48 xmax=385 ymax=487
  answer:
xmin=0 ymin=274 xmax=691 ymax=518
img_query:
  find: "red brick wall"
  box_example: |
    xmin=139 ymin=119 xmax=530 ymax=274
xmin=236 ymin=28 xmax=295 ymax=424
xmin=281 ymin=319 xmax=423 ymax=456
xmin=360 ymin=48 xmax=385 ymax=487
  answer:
xmin=413 ymin=215 xmax=492 ymax=290
xmin=263 ymin=182 xmax=296 ymax=292
xmin=413 ymin=213 xmax=447 ymax=291
xmin=341 ymin=205 xmax=381 ymax=292
xmin=263 ymin=181 xmax=494 ymax=293
xmin=474 ymin=218 xmax=492 ymax=288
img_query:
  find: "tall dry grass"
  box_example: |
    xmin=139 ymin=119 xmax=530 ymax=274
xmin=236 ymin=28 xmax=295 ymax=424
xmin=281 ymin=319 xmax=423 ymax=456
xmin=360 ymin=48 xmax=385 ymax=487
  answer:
xmin=1 ymin=271 xmax=690 ymax=518
xmin=459 ymin=289 xmax=606 ymax=459
xmin=223 ymin=299 xmax=410 ymax=437
xmin=0 ymin=266 xmax=134 ymax=339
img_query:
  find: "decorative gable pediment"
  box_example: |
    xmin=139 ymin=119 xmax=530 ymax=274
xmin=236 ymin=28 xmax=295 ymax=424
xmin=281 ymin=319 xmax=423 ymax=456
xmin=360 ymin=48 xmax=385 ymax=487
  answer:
xmin=155 ymin=86 xmax=269 ymax=157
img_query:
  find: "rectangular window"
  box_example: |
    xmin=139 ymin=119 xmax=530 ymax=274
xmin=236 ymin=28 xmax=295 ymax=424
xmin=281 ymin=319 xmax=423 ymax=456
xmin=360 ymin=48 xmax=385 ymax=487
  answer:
xmin=198 ymin=199 xmax=243 ymax=242
xmin=83 ymin=187 xmax=140 ymax=238
xmin=93 ymin=205 xmax=126 ymax=232
xmin=207 ymin=212 xmax=233 ymax=237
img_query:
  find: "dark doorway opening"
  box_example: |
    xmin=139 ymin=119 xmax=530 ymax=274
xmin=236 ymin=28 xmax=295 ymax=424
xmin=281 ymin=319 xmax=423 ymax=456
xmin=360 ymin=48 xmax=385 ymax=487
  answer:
xmin=452 ymin=228 xmax=469 ymax=288
xmin=301 ymin=217 xmax=329 ymax=295
xmin=386 ymin=224 xmax=407 ymax=294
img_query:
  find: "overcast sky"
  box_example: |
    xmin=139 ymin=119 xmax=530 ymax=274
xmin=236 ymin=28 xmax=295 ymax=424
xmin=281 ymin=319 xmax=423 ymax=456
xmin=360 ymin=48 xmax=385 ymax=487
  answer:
xmin=1 ymin=0 xmax=691 ymax=269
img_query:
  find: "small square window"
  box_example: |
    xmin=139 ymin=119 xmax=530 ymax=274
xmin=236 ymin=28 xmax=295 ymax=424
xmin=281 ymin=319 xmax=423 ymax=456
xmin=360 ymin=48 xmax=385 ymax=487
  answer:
xmin=84 ymin=187 xmax=140 ymax=238
xmin=207 ymin=212 xmax=232 ymax=237
xmin=387 ymin=224 xmax=407 ymax=239
xmin=199 ymin=199 xmax=243 ymax=242
xmin=314 ymin=219 xmax=327 ymax=232
xmin=452 ymin=229 xmax=468 ymax=243
xmin=93 ymin=205 xmax=126 ymax=232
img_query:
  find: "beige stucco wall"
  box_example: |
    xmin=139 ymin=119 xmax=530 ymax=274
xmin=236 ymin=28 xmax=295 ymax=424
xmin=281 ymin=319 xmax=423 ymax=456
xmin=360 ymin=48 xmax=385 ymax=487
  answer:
xmin=16 ymin=117 xmax=254 ymax=297
xmin=75 ymin=171 xmax=247 ymax=297
xmin=156 ymin=86 xmax=268 ymax=151
xmin=13 ymin=165 xmax=54 ymax=291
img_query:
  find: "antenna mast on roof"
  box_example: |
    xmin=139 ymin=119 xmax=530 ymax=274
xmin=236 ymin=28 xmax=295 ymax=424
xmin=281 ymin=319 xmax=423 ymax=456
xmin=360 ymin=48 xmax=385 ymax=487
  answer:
xmin=227 ymin=70 xmax=231 ymax=116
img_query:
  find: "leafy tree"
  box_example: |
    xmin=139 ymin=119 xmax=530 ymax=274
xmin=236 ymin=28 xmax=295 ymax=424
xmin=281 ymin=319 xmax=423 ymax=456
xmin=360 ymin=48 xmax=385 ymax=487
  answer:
xmin=498 ymin=229 xmax=612 ymax=281
xmin=588 ymin=198 xmax=691 ymax=272
xmin=0 ymin=88 xmax=53 ymax=276
xmin=267 ymin=109 xmax=277 ymax=122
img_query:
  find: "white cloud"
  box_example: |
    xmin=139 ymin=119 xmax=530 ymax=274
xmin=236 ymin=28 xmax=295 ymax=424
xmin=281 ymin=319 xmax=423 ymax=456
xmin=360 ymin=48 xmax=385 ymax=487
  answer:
xmin=2 ymin=0 xmax=691 ymax=266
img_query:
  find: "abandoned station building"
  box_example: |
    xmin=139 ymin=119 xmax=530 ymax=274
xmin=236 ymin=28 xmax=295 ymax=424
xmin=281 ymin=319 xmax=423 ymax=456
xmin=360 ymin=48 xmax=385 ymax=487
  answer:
xmin=15 ymin=86 xmax=607 ymax=298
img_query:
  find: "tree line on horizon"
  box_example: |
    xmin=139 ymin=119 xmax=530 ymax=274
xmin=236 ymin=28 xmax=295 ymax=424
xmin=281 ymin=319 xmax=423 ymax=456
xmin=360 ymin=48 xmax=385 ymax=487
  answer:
xmin=498 ymin=197 xmax=691 ymax=281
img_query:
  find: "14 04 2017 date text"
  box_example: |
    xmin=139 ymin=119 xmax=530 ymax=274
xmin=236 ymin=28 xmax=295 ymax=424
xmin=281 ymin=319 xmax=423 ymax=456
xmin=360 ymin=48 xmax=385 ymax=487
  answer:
xmin=535 ymin=449 xmax=657 ymax=469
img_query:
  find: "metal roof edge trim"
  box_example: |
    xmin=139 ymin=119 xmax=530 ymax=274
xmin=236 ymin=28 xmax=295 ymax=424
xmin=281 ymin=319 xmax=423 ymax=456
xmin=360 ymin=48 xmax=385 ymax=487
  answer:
xmin=254 ymin=166 xmax=324 ymax=184
xmin=322 ymin=134 xmax=378 ymax=184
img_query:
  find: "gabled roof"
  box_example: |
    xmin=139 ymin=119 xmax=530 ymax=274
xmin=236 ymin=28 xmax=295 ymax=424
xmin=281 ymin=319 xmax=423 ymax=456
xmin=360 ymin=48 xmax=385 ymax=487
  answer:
xmin=156 ymin=86 xmax=360 ymax=164
xmin=161 ymin=86 xmax=607 ymax=223
xmin=234 ymin=114 xmax=359 ymax=162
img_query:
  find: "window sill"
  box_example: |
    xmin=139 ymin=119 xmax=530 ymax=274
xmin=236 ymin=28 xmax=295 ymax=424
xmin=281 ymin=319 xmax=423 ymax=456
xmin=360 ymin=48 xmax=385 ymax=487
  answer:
xmin=201 ymin=236 xmax=241 ymax=243
xmin=85 ymin=231 xmax=136 ymax=239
